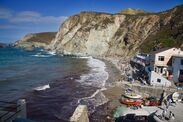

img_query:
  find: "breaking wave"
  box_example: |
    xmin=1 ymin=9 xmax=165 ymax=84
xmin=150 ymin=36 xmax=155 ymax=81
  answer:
xmin=31 ymin=51 xmax=56 ymax=58
xmin=34 ymin=84 xmax=50 ymax=91
xmin=76 ymin=57 xmax=109 ymax=114
xmin=47 ymin=51 xmax=56 ymax=55
xmin=76 ymin=57 xmax=108 ymax=88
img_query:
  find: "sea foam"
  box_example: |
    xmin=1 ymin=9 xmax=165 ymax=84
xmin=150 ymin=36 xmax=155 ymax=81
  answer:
xmin=47 ymin=51 xmax=56 ymax=55
xmin=34 ymin=84 xmax=50 ymax=91
xmin=76 ymin=57 xmax=109 ymax=114
xmin=76 ymin=57 xmax=108 ymax=88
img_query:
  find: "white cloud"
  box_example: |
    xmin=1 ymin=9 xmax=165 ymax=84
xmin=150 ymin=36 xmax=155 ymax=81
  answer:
xmin=0 ymin=8 xmax=67 ymax=28
xmin=0 ymin=8 xmax=12 ymax=19
xmin=0 ymin=24 xmax=29 ymax=29
xmin=17 ymin=11 xmax=41 ymax=18
xmin=0 ymin=8 xmax=68 ymax=42
xmin=9 ymin=11 xmax=67 ymax=24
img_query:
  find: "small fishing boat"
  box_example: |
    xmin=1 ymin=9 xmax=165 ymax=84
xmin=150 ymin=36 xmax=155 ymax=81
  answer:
xmin=144 ymin=96 xmax=160 ymax=106
xmin=120 ymin=92 xmax=143 ymax=105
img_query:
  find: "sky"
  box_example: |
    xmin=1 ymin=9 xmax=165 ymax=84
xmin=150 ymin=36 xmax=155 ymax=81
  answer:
xmin=0 ymin=0 xmax=183 ymax=43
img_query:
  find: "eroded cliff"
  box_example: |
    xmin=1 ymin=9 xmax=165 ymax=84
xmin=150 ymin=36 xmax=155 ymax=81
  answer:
xmin=16 ymin=5 xmax=183 ymax=57
xmin=49 ymin=5 xmax=182 ymax=57
xmin=16 ymin=32 xmax=56 ymax=49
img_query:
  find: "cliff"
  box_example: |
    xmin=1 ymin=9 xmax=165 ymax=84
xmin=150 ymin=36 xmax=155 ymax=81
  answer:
xmin=15 ymin=5 xmax=183 ymax=57
xmin=0 ymin=43 xmax=8 ymax=48
xmin=16 ymin=32 xmax=56 ymax=49
xmin=49 ymin=5 xmax=183 ymax=57
xmin=140 ymin=5 xmax=183 ymax=52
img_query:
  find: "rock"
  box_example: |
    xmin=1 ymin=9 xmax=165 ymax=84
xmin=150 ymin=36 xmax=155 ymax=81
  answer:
xmin=0 ymin=43 xmax=8 ymax=48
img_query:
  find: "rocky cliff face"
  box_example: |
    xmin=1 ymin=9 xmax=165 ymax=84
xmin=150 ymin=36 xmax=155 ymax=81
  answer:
xmin=48 ymin=11 xmax=159 ymax=57
xmin=140 ymin=5 xmax=183 ymax=52
xmin=16 ymin=32 xmax=56 ymax=50
xmin=15 ymin=5 xmax=182 ymax=57
xmin=49 ymin=5 xmax=183 ymax=57
xmin=0 ymin=43 xmax=8 ymax=48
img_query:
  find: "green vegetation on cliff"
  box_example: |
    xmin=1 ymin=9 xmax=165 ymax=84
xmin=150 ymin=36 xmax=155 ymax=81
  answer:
xmin=140 ymin=5 xmax=183 ymax=53
xmin=25 ymin=32 xmax=56 ymax=44
xmin=16 ymin=32 xmax=56 ymax=49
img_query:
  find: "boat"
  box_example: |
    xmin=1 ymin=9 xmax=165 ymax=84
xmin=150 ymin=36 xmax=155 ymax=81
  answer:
xmin=144 ymin=96 xmax=160 ymax=106
xmin=120 ymin=92 xmax=143 ymax=106
xmin=114 ymin=105 xmax=149 ymax=122
xmin=172 ymin=92 xmax=180 ymax=102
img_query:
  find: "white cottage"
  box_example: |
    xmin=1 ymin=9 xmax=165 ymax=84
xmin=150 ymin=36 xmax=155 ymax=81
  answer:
xmin=149 ymin=71 xmax=171 ymax=87
xmin=149 ymin=47 xmax=183 ymax=78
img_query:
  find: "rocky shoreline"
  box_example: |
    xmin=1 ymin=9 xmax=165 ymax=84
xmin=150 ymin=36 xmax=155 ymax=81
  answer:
xmin=88 ymin=57 xmax=132 ymax=122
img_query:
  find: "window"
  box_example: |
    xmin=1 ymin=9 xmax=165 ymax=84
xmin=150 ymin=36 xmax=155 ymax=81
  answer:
xmin=160 ymin=68 xmax=163 ymax=73
xmin=181 ymin=59 xmax=183 ymax=65
xmin=158 ymin=56 xmax=164 ymax=61
xmin=180 ymin=70 xmax=183 ymax=75
xmin=157 ymin=79 xmax=161 ymax=83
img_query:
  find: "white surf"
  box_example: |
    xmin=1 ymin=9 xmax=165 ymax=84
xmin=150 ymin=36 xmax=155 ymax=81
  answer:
xmin=34 ymin=84 xmax=50 ymax=91
xmin=76 ymin=57 xmax=109 ymax=114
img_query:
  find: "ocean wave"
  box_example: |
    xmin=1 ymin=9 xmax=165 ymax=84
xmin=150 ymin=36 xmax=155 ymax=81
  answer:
xmin=76 ymin=57 xmax=109 ymax=88
xmin=40 ymin=49 xmax=44 ymax=52
xmin=31 ymin=54 xmax=51 ymax=57
xmin=78 ymin=56 xmax=92 ymax=59
xmin=76 ymin=57 xmax=109 ymax=113
xmin=47 ymin=51 xmax=56 ymax=55
xmin=77 ymin=88 xmax=108 ymax=114
xmin=31 ymin=52 xmax=52 ymax=58
xmin=34 ymin=84 xmax=50 ymax=91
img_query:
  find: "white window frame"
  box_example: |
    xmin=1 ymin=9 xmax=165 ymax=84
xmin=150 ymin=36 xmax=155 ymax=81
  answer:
xmin=158 ymin=56 xmax=165 ymax=61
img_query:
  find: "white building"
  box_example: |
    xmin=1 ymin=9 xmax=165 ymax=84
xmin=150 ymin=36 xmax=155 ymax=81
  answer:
xmin=149 ymin=48 xmax=183 ymax=78
xmin=149 ymin=71 xmax=171 ymax=87
xmin=148 ymin=48 xmax=183 ymax=87
xmin=172 ymin=55 xmax=183 ymax=85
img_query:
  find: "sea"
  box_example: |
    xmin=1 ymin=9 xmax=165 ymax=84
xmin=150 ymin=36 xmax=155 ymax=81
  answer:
xmin=0 ymin=47 xmax=111 ymax=121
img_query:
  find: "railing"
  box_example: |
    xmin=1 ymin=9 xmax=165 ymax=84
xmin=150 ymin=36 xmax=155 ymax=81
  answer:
xmin=131 ymin=58 xmax=146 ymax=67
xmin=0 ymin=99 xmax=26 ymax=122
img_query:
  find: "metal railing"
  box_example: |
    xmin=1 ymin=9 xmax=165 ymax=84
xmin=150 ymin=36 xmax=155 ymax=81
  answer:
xmin=0 ymin=99 xmax=26 ymax=122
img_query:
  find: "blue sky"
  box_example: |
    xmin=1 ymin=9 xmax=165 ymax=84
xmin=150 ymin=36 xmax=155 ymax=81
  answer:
xmin=0 ymin=0 xmax=183 ymax=43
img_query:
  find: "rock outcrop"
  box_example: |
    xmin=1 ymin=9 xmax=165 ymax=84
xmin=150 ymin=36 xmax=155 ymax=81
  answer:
xmin=49 ymin=5 xmax=183 ymax=57
xmin=16 ymin=32 xmax=56 ymax=50
xmin=140 ymin=5 xmax=183 ymax=52
xmin=0 ymin=43 xmax=8 ymax=48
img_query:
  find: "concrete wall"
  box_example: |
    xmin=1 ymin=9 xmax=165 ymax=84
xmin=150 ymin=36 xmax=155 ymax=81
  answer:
xmin=149 ymin=71 xmax=171 ymax=87
xmin=172 ymin=56 xmax=183 ymax=83
xmin=70 ymin=105 xmax=89 ymax=122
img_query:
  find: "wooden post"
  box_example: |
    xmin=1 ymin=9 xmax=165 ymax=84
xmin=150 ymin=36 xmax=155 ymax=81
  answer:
xmin=17 ymin=99 xmax=27 ymax=118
